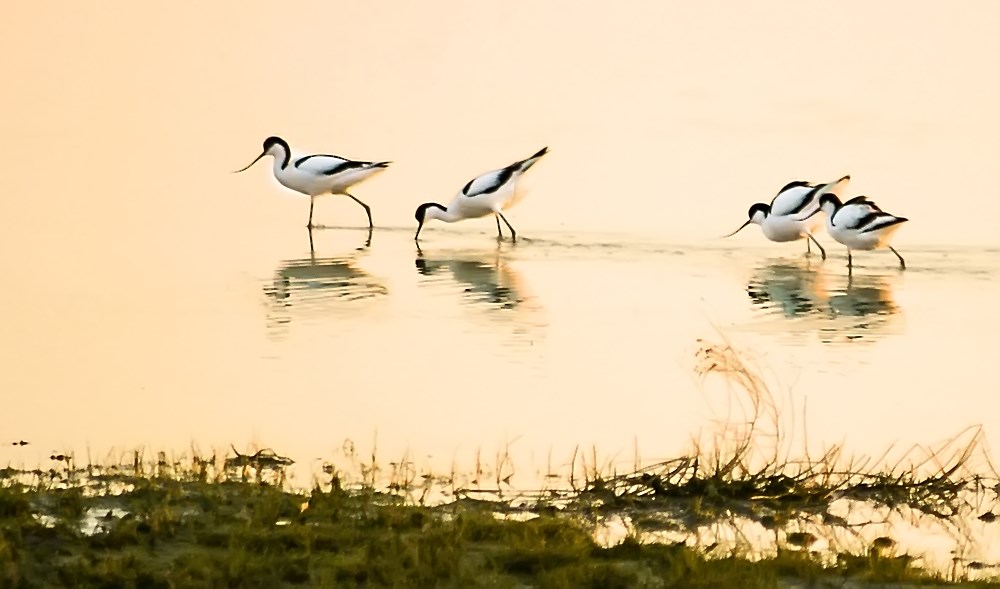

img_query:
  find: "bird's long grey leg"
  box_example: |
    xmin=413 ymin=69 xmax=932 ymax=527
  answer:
xmin=497 ymin=211 xmax=517 ymax=242
xmin=495 ymin=215 xmax=503 ymax=239
xmin=807 ymin=233 xmax=826 ymax=260
xmin=847 ymin=250 xmax=853 ymax=269
xmin=889 ymin=246 xmax=906 ymax=270
xmin=345 ymin=192 xmax=374 ymax=229
xmin=308 ymin=197 xmax=315 ymax=229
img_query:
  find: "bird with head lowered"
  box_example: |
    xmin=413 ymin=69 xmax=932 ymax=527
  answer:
xmin=414 ymin=147 xmax=548 ymax=242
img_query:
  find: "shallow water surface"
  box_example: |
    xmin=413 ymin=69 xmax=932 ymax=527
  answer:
xmin=3 ymin=225 xmax=998 ymax=478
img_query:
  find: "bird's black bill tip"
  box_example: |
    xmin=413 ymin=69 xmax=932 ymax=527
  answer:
xmin=233 ymin=152 xmax=265 ymax=174
xmin=721 ymin=220 xmax=752 ymax=238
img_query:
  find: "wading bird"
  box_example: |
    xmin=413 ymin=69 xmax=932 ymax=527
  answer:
xmin=806 ymin=194 xmax=908 ymax=270
xmin=414 ymin=147 xmax=548 ymax=241
xmin=235 ymin=136 xmax=390 ymax=229
xmin=724 ymin=175 xmax=852 ymax=259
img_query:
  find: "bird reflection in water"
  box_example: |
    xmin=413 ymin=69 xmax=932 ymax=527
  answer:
xmin=746 ymin=259 xmax=901 ymax=342
xmin=414 ymin=243 xmax=546 ymax=343
xmin=747 ymin=260 xmax=829 ymax=318
xmin=265 ymin=228 xmax=387 ymax=329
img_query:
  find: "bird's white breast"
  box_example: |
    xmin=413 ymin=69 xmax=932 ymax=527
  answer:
xmin=272 ymin=156 xmax=327 ymax=196
xmin=761 ymin=214 xmax=809 ymax=242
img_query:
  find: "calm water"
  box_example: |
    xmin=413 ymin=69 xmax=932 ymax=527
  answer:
xmin=3 ymin=221 xmax=998 ymax=478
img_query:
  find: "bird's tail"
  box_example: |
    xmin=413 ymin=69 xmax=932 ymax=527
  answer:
xmin=801 ymin=174 xmax=850 ymax=219
xmin=503 ymin=148 xmax=548 ymax=210
xmin=371 ymin=161 xmax=392 ymax=169
xmin=819 ymin=174 xmax=851 ymax=198
xmin=517 ymin=147 xmax=549 ymax=172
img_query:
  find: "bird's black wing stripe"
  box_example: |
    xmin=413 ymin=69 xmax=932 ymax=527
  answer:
xmin=776 ymin=180 xmax=810 ymax=195
xmin=294 ymin=154 xmax=373 ymax=176
xmin=845 ymin=211 xmax=881 ymax=230
xmin=786 ymin=185 xmax=822 ymax=215
xmin=769 ymin=181 xmax=810 ymax=209
xmin=843 ymin=195 xmax=882 ymax=211
xmin=321 ymin=161 xmax=371 ymax=176
xmin=463 ymin=167 xmax=515 ymax=197
xmin=295 ymin=154 xmax=343 ymax=167
xmin=859 ymin=216 xmax=908 ymax=233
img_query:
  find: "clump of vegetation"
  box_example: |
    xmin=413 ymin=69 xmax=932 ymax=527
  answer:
xmin=566 ymin=340 xmax=995 ymax=531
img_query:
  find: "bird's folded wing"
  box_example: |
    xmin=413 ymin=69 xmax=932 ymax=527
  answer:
xmin=294 ymin=154 xmax=371 ymax=176
xmin=462 ymin=167 xmax=514 ymax=197
xmin=836 ymin=203 xmax=883 ymax=230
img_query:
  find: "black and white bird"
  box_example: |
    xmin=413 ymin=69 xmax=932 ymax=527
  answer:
xmin=805 ymin=194 xmax=909 ymax=269
xmin=414 ymin=147 xmax=548 ymax=241
xmin=725 ymin=175 xmax=852 ymax=259
xmin=235 ymin=136 xmax=390 ymax=228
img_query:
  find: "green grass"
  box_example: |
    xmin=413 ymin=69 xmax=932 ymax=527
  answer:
xmin=0 ymin=470 xmax=998 ymax=589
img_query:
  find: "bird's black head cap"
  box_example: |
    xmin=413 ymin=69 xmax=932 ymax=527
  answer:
xmin=263 ymin=136 xmax=288 ymax=152
xmin=818 ymin=193 xmax=841 ymax=208
xmin=748 ymin=202 xmax=770 ymax=219
xmin=415 ymin=202 xmax=446 ymax=223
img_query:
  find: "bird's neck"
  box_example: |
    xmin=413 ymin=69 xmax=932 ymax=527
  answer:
xmin=270 ymin=146 xmax=291 ymax=170
xmin=427 ymin=206 xmax=461 ymax=223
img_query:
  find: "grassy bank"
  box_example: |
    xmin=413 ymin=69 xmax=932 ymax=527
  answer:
xmin=3 ymin=341 xmax=998 ymax=587
xmin=0 ymin=460 xmax=997 ymax=589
